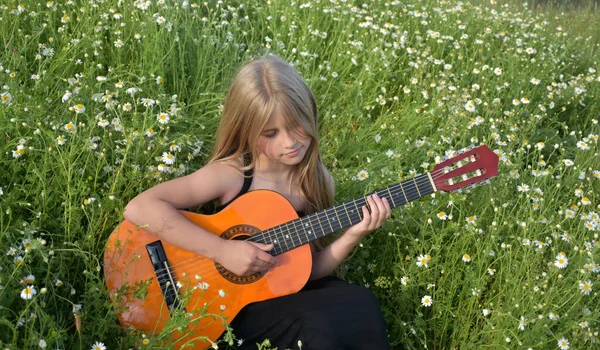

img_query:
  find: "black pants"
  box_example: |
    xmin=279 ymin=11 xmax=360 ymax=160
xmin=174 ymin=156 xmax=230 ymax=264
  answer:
xmin=226 ymin=276 xmax=390 ymax=350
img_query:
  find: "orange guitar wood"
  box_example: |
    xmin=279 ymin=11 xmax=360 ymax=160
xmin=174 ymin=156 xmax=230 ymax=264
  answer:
xmin=104 ymin=190 xmax=312 ymax=349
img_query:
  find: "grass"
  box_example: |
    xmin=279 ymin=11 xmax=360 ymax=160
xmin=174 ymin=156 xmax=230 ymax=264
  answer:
xmin=0 ymin=0 xmax=599 ymax=349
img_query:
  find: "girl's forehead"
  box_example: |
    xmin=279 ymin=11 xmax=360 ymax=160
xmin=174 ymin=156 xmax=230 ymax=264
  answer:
xmin=264 ymin=110 xmax=300 ymax=129
xmin=264 ymin=111 xmax=286 ymax=127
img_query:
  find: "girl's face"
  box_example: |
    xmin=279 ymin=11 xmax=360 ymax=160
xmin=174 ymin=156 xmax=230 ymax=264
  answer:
xmin=257 ymin=111 xmax=312 ymax=168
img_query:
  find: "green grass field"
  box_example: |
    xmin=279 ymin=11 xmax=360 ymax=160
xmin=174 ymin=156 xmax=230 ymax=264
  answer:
xmin=1 ymin=0 xmax=599 ymax=349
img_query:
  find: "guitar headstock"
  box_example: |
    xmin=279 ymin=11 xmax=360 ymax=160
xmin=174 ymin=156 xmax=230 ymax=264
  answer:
xmin=432 ymin=145 xmax=499 ymax=192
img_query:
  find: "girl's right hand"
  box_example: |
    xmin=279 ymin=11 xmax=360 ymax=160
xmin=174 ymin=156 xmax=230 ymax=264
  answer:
xmin=215 ymin=240 xmax=279 ymax=276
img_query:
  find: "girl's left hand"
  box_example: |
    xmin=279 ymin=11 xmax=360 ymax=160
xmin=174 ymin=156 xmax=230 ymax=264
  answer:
xmin=344 ymin=193 xmax=391 ymax=239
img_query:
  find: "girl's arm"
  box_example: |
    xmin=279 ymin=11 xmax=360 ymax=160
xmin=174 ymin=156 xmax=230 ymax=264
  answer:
xmin=309 ymin=176 xmax=391 ymax=280
xmin=123 ymin=162 xmax=278 ymax=276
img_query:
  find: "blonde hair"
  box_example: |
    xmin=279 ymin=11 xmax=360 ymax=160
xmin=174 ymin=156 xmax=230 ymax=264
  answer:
xmin=209 ymin=55 xmax=334 ymax=214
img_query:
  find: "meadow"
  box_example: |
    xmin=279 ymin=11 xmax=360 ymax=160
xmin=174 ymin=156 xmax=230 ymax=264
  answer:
xmin=1 ymin=0 xmax=599 ymax=349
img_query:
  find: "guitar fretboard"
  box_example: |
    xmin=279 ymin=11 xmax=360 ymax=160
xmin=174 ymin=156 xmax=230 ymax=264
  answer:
xmin=249 ymin=173 xmax=435 ymax=256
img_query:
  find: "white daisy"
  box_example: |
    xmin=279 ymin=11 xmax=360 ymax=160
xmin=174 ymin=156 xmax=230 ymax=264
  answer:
xmin=57 ymin=135 xmax=66 ymax=145
xmin=1 ymin=92 xmax=13 ymax=104
xmin=161 ymin=152 xmax=175 ymax=165
xmin=20 ymin=286 xmax=37 ymax=300
xmin=554 ymin=253 xmax=568 ymax=269
xmin=157 ymin=112 xmax=170 ymax=124
xmin=356 ymin=170 xmax=369 ymax=181
xmin=416 ymin=254 xmax=430 ymax=268
xmin=90 ymin=341 xmax=107 ymax=350
xmin=579 ymin=281 xmax=593 ymax=295
xmin=73 ymin=104 xmax=86 ymax=114
xmin=557 ymin=337 xmax=569 ymax=350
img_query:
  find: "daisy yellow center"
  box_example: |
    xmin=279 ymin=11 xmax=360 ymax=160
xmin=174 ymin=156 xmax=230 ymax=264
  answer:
xmin=583 ymin=285 xmax=590 ymax=290
xmin=2 ymin=96 xmax=8 ymax=101
xmin=420 ymin=258 xmax=427 ymax=264
xmin=77 ymin=104 xmax=83 ymax=109
xmin=464 ymin=254 xmax=470 ymax=259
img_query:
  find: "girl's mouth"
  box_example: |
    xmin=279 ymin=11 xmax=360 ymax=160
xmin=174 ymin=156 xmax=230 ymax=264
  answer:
xmin=284 ymin=148 xmax=301 ymax=156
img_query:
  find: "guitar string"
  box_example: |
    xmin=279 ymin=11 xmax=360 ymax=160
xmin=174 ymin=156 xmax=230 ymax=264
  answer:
xmin=145 ymin=162 xmax=485 ymax=300
xmin=152 ymin=165 xmax=483 ymax=283
xmin=149 ymin=175 xmax=477 ymax=300
xmin=153 ymin=172 xmax=440 ymax=280
xmin=151 ymin=165 xmax=481 ymax=282
xmin=153 ymin=164 xmax=482 ymax=281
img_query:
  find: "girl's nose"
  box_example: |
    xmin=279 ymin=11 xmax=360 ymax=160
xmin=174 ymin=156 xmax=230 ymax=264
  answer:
xmin=281 ymin=130 xmax=297 ymax=146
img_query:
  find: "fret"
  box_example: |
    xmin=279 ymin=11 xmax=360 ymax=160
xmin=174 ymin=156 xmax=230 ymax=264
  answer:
xmin=271 ymin=227 xmax=280 ymax=247
xmin=323 ymin=208 xmax=335 ymax=233
xmin=263 ymin=228 xmax=280 ymax=255
xmin=287 ymin=221 xmax=298 ymax=249
xmin=332 ymin=205 xmax=343 ymax=231
xmin=427 ymin=172 xmax=437 ymax=192
xmin=352 ymin=199 xmax=362 ymax=221
xmin=313 ymin=212 xmax=325 ymax=241
xmin=299 ymin=216 xmax=311 ymax=243
xmin=341 ymin=202 xmax=352 ymax=226
xmin=399 ymin=182 xmax=409 ymax=203
xmin=305 ymin=215 xmax=317 ymax=243
xmin=264 ymin=227 xmax=274 ymax=245
xmin=280 ymin=224 xmax=290 ymax=252
xmin=413 ymin=177 xmax=422 ymax=197
xmin=420 ymin=174 xmax=435 ymax=197
xmin=386 ymin=187 xmax=397 ymax=208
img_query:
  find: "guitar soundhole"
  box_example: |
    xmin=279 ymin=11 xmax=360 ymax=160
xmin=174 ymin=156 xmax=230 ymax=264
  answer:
xmin=215 ymin=224 xmax=266 ymax=284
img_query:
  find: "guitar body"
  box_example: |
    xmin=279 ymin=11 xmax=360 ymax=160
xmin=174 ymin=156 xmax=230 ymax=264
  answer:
xmin=104 ymin=190 xmax=312 ymax=349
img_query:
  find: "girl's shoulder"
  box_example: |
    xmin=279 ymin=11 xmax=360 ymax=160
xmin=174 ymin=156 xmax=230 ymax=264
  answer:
xmin=202 ymin=156 xmax=248 ymax=204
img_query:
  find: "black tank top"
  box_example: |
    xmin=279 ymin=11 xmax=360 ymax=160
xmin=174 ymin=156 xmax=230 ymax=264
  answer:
xmin=214 ymin=166 xmax=254 ymax=213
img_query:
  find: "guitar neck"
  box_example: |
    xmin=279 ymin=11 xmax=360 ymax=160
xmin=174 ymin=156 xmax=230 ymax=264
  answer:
xmin=250 ymin=173 xmax=436 ymax=256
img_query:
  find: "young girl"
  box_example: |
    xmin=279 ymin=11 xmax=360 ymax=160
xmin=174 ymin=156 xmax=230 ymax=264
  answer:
xmin=123 ymin=55 xmax=391 ymax=349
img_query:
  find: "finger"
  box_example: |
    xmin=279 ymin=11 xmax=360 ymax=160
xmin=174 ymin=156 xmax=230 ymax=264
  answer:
xmin=246 ymin=266 xmax=267 ymax=275
xmin=382 ymin=197 xmax=391 ymax=219
xmin=256 ymin=251 xmax=278 ymax=266
xmin=361 ymin=205 xmax=371 ymax=227
xmin=248 ymin=241 xmax=274 ymax=251
xmin=367 ymin=195 xmax=380 ymax=229
xmin=372 ymin=194 xmax=389 ymax=226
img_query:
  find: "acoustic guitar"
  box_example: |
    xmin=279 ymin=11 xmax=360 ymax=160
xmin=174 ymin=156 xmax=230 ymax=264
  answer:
xmin=104 ymin=145 xmax=499 ymax=348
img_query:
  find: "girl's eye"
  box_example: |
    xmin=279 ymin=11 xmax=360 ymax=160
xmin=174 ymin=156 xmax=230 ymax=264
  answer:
xmin=263 ymin=130 xmax=277 ymax=138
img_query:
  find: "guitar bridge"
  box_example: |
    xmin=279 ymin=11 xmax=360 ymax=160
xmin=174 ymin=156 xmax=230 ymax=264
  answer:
xmin=146 ymin=241 xmax=185 ymax=313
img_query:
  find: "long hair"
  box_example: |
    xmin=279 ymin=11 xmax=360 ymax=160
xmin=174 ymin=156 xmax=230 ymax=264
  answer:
xmin=209 ymin=55 xmax=334 ymax=214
